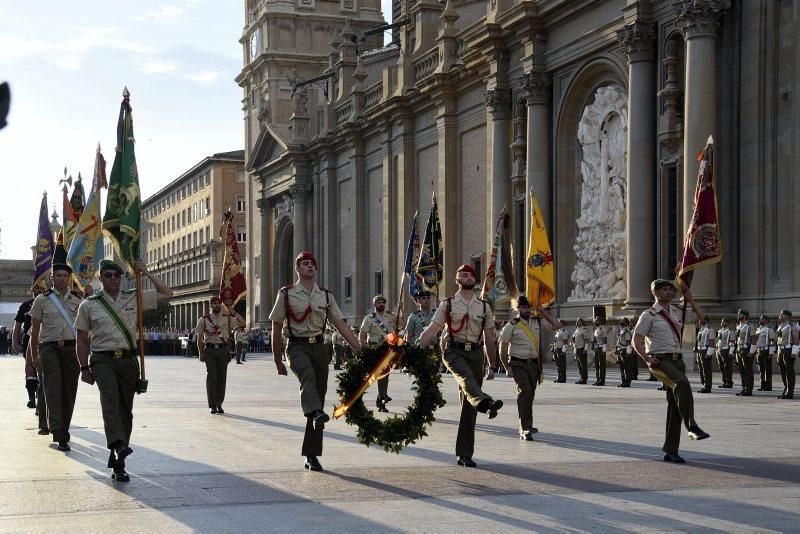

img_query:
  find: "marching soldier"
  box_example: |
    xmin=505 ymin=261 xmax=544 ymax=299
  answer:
xmin=270 ymin=251 xmax=360 ymax=472
xmin=234 ymin=327 xmax=249 ymax=364
xmin=572 ymin=318 xmax=591 ymax=384
xmin=404 ymin=290 xmax=436 ymax=345
xmin=360 ymin=295 xmax=397 ymax=413
xmin=695 ymin=318 xmax=716 ymax=393
xmin=498 ymin=296 xmax=560 ymax=440
xmin=716 ymin=318 xmax=735 ymax=388
xmin=615 ymin=318 xmax=633 ymax=387
xmin=754 ymin=315 xmax=776 ymax=392
xmin=776 ymin=310 xmax=798 ymax=399
xmin=75 ymin=259 xmax=173 ymax=482
xmin=552 ymin=320 xmax=569 ymax=383
xmin=418 ymin=264 xmax=503 ymax=468
xmin=28 ymin=263 xmax=85 ymax=451
xmin=735 ymin=309 xmax=757 ymax=396
xmin=632 ymin=279 xmax=710 ymax=464
xmin=591 ymin=317 xmax=610 ymax=386
xmin=12 ymin=286 xmax=44 ymax=418
xmin=196 ymin=296 xmax=245 ymax=414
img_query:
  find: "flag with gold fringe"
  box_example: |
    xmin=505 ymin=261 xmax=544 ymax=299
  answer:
xmin=481 ymin=208 xmax=518 ymax=310
xmin=677 ymin=135 xmax=722 ymax=289
xmin=219 ymin=210 xmax=247 ymax=307
xmin=415 ymin=194 xmax=443 ymax=293
xmin=526 ymin=189 xmax=555 ymax=308
xmin=67 ymin=147 xmax=106 ymax=288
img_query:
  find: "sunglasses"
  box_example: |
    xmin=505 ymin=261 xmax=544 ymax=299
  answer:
xmin=102 ymin=272 xmax=122 ymax=279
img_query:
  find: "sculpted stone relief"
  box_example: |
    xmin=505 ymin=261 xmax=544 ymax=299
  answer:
xmin=569 ymin=85 xmax=628 ymax=302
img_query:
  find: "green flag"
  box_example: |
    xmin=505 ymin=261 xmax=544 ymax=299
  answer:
xmin=415 ymin=193 xmax=443 ymax=292
xmin=102 ymin=88 xmax=141 ymax=275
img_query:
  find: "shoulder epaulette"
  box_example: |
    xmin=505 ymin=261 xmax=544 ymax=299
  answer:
xmin=280 ymin=284 xmax=293 ymax=291
xmin=87 ymin=293 xmax=101 ymax=300
xmin=319 ymin=285 xmax=329 ymax=292
xmin=510 ymin=318 xmax=520 ymax=325
xmin=122 ymin=288 xmax=136 ymax=295
xmin=43 ymin=289 xmax=53 ymax=296
xmin=70 ymin=290 xmax=84 ymax=298
xmin=647 ymin=308 xmax=658 ymax=316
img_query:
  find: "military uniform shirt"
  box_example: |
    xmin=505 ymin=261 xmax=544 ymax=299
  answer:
xmin=360 ymin=312 xmax=397 ymax=344
xmin=431 ymin=292 xmax=493 ymax=344
xmin=633 ymin=302 xmax=683 ymax=354
xmin=755 ymin=325 xmax=775 ymax=349
xmin=75 ymin=290 xmax=158 ymax=351
xmin=269 ymin=283 xmax=343 ymax=337
xmin=736 ymin=322 xmax=753 ymax=348
xmin=554 ymin=328 xmax=570 ymax=349
xmin=30 ymin=289 xmax=83 ymax=342
xmin=14 ymin=298 xmax=35 ymax=338
xmin=572 ymin=326 xmax=592 ymax=349
xmin=717 ymin=327 xmax=733 ymax=350
xmin=777 ymin=323 xmax=795 ymax=348
xmin=616 ymin=327 xmax=632 ymax=349
xmin=196 ymin=312 xmax=238 ymax=343
xmin=593 ymin=325 xmax=610 ymax=349
xmin=234 ymin=330 xmax=248 ymax=344
xmin=697 ymin=325 xmax=716 ymax=349
xmin=499 ymin=318 xmax=546 ymax=359
xmin=405 ymin=309 xmax=435 ymax=345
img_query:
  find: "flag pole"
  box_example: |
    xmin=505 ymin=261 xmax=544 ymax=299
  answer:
xmin=135 ymin=268 xmax=147 ymax=382
xmin=395 ymin=272 xmax=407 ymax=334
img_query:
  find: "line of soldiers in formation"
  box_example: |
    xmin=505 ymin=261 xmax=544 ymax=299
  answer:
xmin=13 ymin=252 xmax=797 ymax=480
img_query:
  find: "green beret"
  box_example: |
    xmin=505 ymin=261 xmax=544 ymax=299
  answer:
xmin=780 ymin=309 xmax=792 ymax=317
xmin=51 ymin=263 xmax=73 ymax=274
xmin=737 ymin=309 xmax=749 ymax=317
xmin=99 ymin=259 xmax=124 ymax=274
xmin=650 ymin=279 xmax=676 ymax=291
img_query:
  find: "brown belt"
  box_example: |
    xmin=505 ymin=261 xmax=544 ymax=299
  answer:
xmin=652 ymin=353 xmax=682 ymax=360
xmin=288 ymin=335 xmax=321 ymax=344
xmin=41 ymin=340 xmax=76 ymax=347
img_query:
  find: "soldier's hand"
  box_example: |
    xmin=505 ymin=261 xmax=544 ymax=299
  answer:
xmin=646 ymin=356 xmax=660 ymax=368
xmin=80 ymin=369 xmax=94 ymax=385
xmin=83 ymin=284 xmax=94 ymax=296
xmin=505 ymin=367 xmax=513 ymax=378
xmin=199 ymin=353 xmax=205 ymax=363
xmin=135 ymin=258 xmax=149 ymax=274
xmin=486 ymin=367 xmax=495 ymax=380
xmin=275 ymin=360 xmax=288 ymax=376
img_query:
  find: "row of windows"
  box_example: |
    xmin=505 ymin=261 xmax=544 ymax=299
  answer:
xmin=148 ymin=225 xmax=211 ymax=264
xmin=148 ymin=198 xmax=210 ymax=241
xmin=144 ymin=172 xmax=210 ymax=219
xmin=142 ymin=258 xmax=210 ymax=290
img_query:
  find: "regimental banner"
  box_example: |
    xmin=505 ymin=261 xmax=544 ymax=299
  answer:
xmin=61 ymin=183 xmax=78 ymax=250
xmin=481 ymin=209 xmax=518 ymax=310
xmin=677 ymin=135 xmax=722 ymax=288
xmin=33 ymin=192 xmax=55 ymax=291
xmin=219 ymin=210 xmax=247 ymax=306
xmin=67 ymin=188 xmax=104 ymax=288
xmin=403 ymin=211 xmax=422 ymax=297
xmin=526 ymin=189 xmax=555 ymax=308
xmin=416 ymin=193 xmax=443 ymax=292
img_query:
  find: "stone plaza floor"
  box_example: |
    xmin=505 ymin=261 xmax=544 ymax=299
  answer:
xmin=1 ymin=352 xmax=799 ymax=533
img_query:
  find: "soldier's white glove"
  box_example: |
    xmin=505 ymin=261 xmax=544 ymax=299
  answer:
xmin=792 ymin=345 xmax=799 ymax=356
xmin=748 ymin=345 xmax=756 ymax=355
xmin=706 ymin=347 xmax=715 ymax=356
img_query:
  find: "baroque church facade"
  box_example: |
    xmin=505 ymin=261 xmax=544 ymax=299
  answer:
xmin=237 ymin=0 xmax=799 ymax=326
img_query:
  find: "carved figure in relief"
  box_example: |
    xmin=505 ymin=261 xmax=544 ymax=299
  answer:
xmin=569 ymin=85 xmax=629 ymax=302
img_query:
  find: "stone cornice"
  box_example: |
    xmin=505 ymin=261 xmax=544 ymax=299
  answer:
xmin=616 ymin=21 xmax=656 ymax=63
xmin=521 ymin=71 xmax=552 ymax=105
xmin=674 ymin=0 xmax=730 ymax=40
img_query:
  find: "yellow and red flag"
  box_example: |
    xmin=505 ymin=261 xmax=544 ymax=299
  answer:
xmin=677 ymin=135 xmax=722 ymax=288
xmin=526 ymin=189 xmax=555 ymax=308
xmin=219 ymin=210 xmax=247 ymax=307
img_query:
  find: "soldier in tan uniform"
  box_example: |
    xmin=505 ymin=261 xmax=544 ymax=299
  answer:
xmin=498 ymin=296 xmax=560 ymax=440
xmin=615 ymin=318 xmax=634 ymax=387
xmin=776 ymin=310 xmax=798 ymax=399
xmin=591 ymin=317 xmax=610 ymax=386
xmin=632 ymin=279 xmax=710 ymax=464
xmin=270 ymin=251 xmax=360 ymax=472
xmin=75 ymin=259 xmax=173 ymax=482
xmin=234 ymin=327 xmax=249 ymax=363
xmin=552 ymin=320 xmax=569 ymax=383
xmin=754 ymin=315 xmax=776 ymax=392
xmin=359 ymin=295 xmax=397 ymax=412
xmin=716 ymin=318 xmax=735 ymax=388
xmin=418 ymin=264 xmax=503 ymax=468
xmin=695 ymin=317 xmax=716 ymax=393
xmin=735 ymin=309 xmax=758 ymax=396
xmin=196 ymin=296 xmax=245 ymax=414
xmin=572 ymin=318 xmax=591 ymax=384
xmin=29 ymin=263 xmax=85 ymax=451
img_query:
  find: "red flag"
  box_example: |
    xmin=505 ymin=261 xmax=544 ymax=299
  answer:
xmin=677 ymin=135 xmax=722 ymax=288
xmin=219 ymin=210 xmax=247 ymax=307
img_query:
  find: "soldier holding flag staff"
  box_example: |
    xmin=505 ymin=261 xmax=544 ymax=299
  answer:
xmin=359 ymin=295 xmax=397 ymax=412
xmin=196 ymin=296 xmax=245 ymax=414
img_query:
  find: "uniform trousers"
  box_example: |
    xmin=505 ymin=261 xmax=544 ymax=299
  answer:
xmin=204 ymin=344 xmax=229 ymax=407
xmin=442 ymin=346 xmax=491 ymax=458
xmin=698 ymin=353 xmax=713 ymax=390
xmin=287 ymin=341 xmax=329 ymax=456
xmin=593 ymin=347 xmax=607 ymax=383
xmin=377 ymin=376 xmax=389 ymax=402
xmin=39 ymin=344 xmax=80 ymax=442
xmin=649 ymin=357 xmax=697 ymax=455
xmin=575 ymin=348 xmax=588 ymax=382
xmin=736 ymin=349 xmax=755 ymax=392
xmin=90 ymin=352 xmax=138 ymax=468
xmin=235 ymin=342 xmax=248 ymax=363
xmin=36 ymin=368 xmax=48 ymax=432
xmin=553 ymin=349 xmax=566 ymax=381
xmin=695 ymin=352 xmax=705 ymax=386
xmin=777 ymin=348 xmax=795 ymax=396
xmin=756 ymin=349 xmax=772 ymax=390
xmin=716 ymin=349 xmax=733 ymax=387
xmin=509 ymin=357 xmax=539 ymax=432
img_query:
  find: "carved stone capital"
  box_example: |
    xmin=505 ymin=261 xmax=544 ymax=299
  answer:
xmin=521 ymin=71 xmax=552 ymax=105
xmin=616 ymin=21 xmax=656 ymax=63
xmin=256 ymin=197 xmax=270 ymax=215
xmin=674 ymin=0 xmax=730 ymax=40
xmin=289 ymin=183 xmax=312 ymax=201
xmin=484 ymin=88 xmax=513 ymax=117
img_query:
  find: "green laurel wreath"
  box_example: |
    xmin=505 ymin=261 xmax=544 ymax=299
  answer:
xmin=336 ymin=343 xmax=446 ymax=453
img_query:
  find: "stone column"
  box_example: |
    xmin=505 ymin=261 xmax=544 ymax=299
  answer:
xmin=485 ymin=87 xmax=512 ymax=252
xmin=521 ymin=70 xmax=552 ymax=235
xmin=617 ymin=21 xmax=657 ymax=308
xmin=256 ymin=197 xmax=273 ymax=326
xmin=290 ymin=184 xmax=311 ymax=257
xmin=677 ymin=0 xmax=729 ymax=301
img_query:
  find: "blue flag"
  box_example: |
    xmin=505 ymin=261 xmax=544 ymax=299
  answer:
xmin=416 ymin=194 xmax=443 ymax=292
xmin=33 ymin=192 xmax=54 ymax=291
xmin=403 ymin=211 xmax=421 ymax=297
